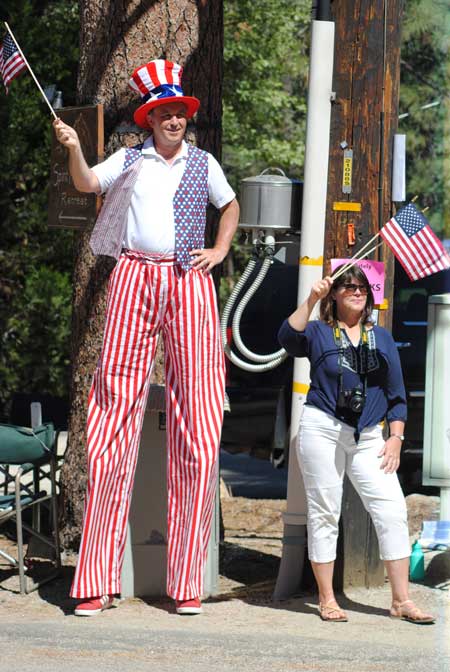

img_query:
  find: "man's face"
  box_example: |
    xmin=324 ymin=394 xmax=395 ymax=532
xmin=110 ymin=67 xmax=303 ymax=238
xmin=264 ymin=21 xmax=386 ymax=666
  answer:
xmin=147 ymin=103 xmax=188 ymax=148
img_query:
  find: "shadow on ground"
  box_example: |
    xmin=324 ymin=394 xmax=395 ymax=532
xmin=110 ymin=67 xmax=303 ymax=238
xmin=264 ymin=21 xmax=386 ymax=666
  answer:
xmin=34 ymin=565 xmax=76 ymax=614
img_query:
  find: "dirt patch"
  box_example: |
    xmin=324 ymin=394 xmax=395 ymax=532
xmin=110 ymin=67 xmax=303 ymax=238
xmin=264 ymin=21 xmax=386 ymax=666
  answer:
xmin=219 ymin=494 xmax=441 ymax=594
xmin=0 ymin=493 xmax=442 ymax=601
xmin=405 ymin=493 xmax=440 ymax=539
xmin=219 ymin=497 xmax=285 ymax=594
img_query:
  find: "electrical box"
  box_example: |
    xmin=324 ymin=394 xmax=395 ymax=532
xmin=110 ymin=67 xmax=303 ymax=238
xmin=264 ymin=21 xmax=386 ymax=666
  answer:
xmin=121 ymin=385 xmax=219 ymax=597
xmin=422 ymin=294 xmax=450 ymax=486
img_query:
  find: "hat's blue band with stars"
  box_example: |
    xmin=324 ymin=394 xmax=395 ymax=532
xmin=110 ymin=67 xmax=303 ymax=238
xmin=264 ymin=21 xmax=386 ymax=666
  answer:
xmin=142 ymin=84 xmax=184 ymax=104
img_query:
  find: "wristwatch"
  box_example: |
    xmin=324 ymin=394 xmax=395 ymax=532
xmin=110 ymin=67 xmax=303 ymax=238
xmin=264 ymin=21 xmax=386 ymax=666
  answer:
xmin=390 ymin=434 xmax=404 ymax=441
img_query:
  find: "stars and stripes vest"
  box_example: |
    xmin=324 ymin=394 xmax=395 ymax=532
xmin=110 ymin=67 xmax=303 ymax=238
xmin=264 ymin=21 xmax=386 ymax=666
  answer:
xmin=89 ymin=143 xmax=209 ymax=271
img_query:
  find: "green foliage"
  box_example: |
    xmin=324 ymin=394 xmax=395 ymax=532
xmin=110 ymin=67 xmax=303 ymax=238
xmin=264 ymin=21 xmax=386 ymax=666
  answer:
xmin=223 ymin=0 xmax=311 ymax=193
xmin=221 ymin=0 xmax=311 ymax=301
xmin=0 ymin=0 xmax=79 ymax=419
xmin=399 ymin=0 xmax=449 ymax=236
xmin=0 ymin=267 xmax=72 ymax=407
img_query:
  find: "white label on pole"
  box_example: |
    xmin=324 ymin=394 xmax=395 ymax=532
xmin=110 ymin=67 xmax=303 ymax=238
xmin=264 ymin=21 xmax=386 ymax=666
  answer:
xmin=342 ymin=149 xmax=353 ymax=194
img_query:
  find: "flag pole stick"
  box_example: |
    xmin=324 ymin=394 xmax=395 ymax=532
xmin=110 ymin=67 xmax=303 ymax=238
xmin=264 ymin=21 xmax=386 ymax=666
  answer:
xmin=331 ymin=242 xmax=384 ymax=280
xmin=330 ymin=231 xmax=381 ymax=279
xmin=4 ymin=22 xmax=57 ymax=120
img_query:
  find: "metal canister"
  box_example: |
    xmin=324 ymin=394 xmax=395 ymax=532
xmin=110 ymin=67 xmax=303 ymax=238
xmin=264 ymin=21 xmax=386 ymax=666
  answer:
xmin=239 ymin=167 xmax=302 ymax=231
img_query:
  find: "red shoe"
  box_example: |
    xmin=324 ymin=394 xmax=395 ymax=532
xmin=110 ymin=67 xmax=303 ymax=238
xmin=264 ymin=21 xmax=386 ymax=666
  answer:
xmin=74 ymin=595 xmax=114 ymax=617
xmin=175 ymin=597 xmax=202 ymax=615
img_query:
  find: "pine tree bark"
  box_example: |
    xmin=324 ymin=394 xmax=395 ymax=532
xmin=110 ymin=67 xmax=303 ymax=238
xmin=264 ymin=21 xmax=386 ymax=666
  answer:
xmin=60 ymin=0 xmax=224 ymax=548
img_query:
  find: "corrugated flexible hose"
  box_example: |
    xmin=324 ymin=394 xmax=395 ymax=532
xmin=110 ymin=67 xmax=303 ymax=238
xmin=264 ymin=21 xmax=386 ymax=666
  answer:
xmin=221 ymin=256 xmax=288 ymax=372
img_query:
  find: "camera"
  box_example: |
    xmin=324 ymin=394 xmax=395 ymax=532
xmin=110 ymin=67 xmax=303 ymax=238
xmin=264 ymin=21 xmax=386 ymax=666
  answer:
xmin=337 ymin=388 xmax=366 ymax=415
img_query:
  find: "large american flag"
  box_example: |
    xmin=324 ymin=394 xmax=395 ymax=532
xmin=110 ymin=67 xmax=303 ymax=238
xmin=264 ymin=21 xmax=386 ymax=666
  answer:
xmin=380 ymin=202 xmax=450 ymax=281
xmin=1 ymin=33 xmax=27 ymax=93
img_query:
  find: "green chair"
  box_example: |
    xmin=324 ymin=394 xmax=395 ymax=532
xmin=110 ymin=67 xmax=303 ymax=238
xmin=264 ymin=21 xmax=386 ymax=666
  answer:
xmin=0 ymin=422 xmax=61 ymax=594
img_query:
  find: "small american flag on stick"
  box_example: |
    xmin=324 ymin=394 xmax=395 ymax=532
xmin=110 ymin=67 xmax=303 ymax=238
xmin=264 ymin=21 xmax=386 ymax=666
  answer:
xmin=380 ymin=202 xmax=450 ymax=281
xmin=0 ymin=32 xmax=26 ymax=93
xmin=1 ymin=22 xmax=57 ymax=118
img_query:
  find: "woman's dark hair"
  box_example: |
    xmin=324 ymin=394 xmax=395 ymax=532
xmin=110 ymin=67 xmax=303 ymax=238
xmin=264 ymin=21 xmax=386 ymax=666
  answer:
xmin=319 ymin=264 xmax=375 ymax=325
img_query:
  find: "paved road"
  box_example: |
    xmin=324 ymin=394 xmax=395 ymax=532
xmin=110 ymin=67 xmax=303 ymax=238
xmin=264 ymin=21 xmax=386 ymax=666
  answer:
xmin=220 ymin=449 xmax=287 ymax=498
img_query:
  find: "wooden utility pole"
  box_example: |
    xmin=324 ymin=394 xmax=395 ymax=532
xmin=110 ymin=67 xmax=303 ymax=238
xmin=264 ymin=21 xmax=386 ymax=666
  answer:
xmin=325 ymin=0 xmax=404 ymax=326
xmin=324 ymin=0 xmax=405 ymax=588
xmin=59 ymin=0 xmax=224 ymax=548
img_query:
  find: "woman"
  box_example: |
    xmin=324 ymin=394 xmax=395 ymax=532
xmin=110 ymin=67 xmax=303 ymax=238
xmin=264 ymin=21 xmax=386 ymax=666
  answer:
xmin=278 ymin=265 xmax=434 ymax=624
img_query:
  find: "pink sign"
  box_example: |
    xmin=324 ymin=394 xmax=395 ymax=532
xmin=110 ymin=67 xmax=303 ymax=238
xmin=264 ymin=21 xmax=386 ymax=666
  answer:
xmin=330 ymin=258 xmax=385 ymax=304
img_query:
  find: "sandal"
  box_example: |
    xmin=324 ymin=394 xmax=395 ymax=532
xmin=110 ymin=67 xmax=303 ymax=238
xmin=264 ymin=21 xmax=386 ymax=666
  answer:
xmin=390 ymin=599 xmax=435 ymax=625
xmin=319 ymin=599 xmax=348 ymax=622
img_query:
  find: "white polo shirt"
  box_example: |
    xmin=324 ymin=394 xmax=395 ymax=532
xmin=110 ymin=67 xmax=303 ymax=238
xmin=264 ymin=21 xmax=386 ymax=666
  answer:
xmin=92 ymin=137 xmax=235 ymax=254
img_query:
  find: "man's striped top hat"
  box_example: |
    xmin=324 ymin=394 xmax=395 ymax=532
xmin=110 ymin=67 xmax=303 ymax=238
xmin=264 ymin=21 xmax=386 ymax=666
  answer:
xmin=129 ymin=59 xmax=200 ymax=129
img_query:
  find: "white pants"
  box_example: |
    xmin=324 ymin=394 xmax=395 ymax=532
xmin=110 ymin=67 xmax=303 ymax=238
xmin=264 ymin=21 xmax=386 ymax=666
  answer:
xmin=298 ymin=406 xmax=410 ymax=563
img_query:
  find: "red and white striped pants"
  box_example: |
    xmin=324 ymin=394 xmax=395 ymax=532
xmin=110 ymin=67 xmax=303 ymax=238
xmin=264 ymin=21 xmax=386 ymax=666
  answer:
xmin=70 ymin=251 xmax=225 ymax=600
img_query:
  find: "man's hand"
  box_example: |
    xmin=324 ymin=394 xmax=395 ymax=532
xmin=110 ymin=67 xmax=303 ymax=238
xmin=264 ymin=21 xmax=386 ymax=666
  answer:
xmin=189 ymin=247 xmax=227 ymax=273
xmin=52 ymin=118 xmax=100 ymax=194
xmin=189 ymin=199 xmax=239 ymax=273
xmin=53 ymin=118 xmax=81 ymax=150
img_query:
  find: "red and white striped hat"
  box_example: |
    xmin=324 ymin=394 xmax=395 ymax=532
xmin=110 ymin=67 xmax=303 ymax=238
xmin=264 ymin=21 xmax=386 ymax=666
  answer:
xmin=129 ymin=59 xmax=200 ymax=129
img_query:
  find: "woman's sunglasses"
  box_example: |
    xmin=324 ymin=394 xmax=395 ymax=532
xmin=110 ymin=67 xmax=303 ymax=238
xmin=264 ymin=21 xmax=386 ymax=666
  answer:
xmin=340 ymin=283 xmax=368 ymax=295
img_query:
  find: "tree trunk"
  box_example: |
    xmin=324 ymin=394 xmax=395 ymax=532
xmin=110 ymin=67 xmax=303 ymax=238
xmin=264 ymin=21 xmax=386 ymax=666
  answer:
xmin=60 ymin=0 xmax=224 ymax=548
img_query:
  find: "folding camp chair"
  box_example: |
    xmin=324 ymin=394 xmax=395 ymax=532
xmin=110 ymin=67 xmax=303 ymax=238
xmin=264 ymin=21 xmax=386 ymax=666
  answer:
xmin=0 ymin=422 xmax=61 ymax=594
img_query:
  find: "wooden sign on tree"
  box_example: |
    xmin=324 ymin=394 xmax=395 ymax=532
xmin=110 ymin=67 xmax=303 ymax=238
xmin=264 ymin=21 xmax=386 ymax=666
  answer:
xmin=48 ymin=105 xmax=103 ymax=230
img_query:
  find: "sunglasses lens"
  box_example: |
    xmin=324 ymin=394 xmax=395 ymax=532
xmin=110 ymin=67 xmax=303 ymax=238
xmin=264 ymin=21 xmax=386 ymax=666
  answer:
xmin=343 ymin=284 xmax=367 ymax=294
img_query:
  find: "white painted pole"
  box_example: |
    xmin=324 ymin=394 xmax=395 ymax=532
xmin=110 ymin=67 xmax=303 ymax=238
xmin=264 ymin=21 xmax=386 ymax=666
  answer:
xmin=440 ymin=489 xmax=450 ymax=520
xmin=274 ymin=18 xmax=335 ymax=599
xmin=392 ymin=134 xmax=406 ymax=202
xmin=288 ymin=15 xmax=335 ymax=521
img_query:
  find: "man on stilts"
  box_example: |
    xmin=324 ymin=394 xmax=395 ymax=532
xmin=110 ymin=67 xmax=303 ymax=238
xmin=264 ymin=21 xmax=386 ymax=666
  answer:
xmin=54 ymin=59 xmax=239 ymax=616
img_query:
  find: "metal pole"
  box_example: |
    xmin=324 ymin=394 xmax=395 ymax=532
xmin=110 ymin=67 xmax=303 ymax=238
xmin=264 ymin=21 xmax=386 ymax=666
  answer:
xmin=274 ymin=15 xmax=335 ymax=599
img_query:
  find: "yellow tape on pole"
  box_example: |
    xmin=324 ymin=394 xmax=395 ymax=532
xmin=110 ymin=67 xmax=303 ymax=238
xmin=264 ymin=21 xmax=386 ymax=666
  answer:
xmin=293 ymin=382 xmax=310 ymax=394
xmin=332 ymin=201 xmax=362 ymax=212
xmin=299 ymin=256 xmax=323 ymax=266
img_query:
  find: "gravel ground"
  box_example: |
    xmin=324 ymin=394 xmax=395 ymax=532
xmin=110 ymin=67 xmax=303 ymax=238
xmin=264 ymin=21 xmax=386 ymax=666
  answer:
xmin=1 ymin=493 xmax=449 ymax=672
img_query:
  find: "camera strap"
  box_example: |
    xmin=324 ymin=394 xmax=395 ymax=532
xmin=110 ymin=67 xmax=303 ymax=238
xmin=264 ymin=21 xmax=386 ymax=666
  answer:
xmin=333 ymin=322 xmax=369 ymax=398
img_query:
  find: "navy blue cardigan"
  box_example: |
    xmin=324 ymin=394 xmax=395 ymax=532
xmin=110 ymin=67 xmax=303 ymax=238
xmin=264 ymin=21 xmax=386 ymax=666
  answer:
xmin=278 ymin=319 xmax=407 ymax=433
